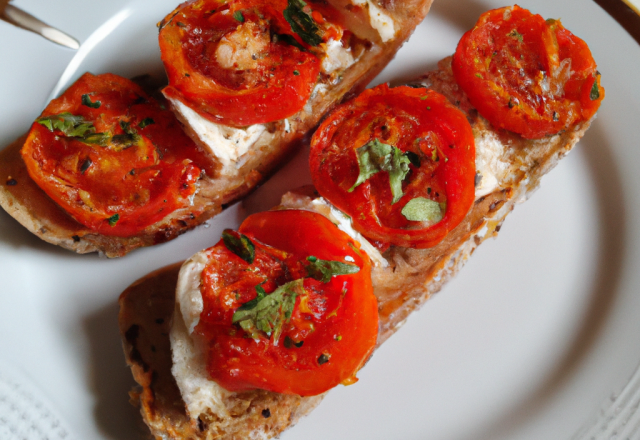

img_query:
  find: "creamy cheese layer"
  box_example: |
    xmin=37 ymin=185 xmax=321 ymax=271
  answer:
xmin=171 ymin=197 xmax=389 ymax=419
xmin=474 ymin=130 xmax=509 ymax=198
xmin=321 ymin=39 xmax=356 ymax=74
xmin=309 ymin=198 xmax=388 ymax=268
xmin=351 ymin=0 xmax=396 ymax=42
xmin=169 ymin=98 xmax=269 ymax=176
xmin=172 ymin=250 xmax=231 ymax=420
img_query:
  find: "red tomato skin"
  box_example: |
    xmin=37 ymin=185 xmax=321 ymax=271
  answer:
xmin=452 ymin=5 xmax=604 ymax=139
xmin=21 ymin=73 xmax=208 ymax=237
xmin=310 ymin=84 xmax=476 ymax=249
xmin=159 ymin=0 xmax=321 ymax=127
xmin=196 ymin=210 xmax=378 ymax=396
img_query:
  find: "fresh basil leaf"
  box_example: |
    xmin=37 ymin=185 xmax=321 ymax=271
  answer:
xmin=107 ymin=213 xmax=120 ymax=227
xmin=283 ymin=0 xmax=322 ymax=47
xmin=306 ymin=256 xmax=360 ymax=283
xmin=222 ymin=229 xmax=255 ymax=264
xmin=111 ymin=133 xmax=140 ymax=148
xmin=112 ymin=121 xmax=141 ymax=149
xmin=274 ymin=33 xmax=306 ymax=51
xmin=236 ymin=283 xmax=267 ymax=312
xmin=81 ymin=132 xmax=110 ymax=146
xmin=507 ymin=29 xmax=523 ymax=42
xmin=36 ymin=113 xmax=94 ymax=137
xmin=233 ymin=10 xmax=245 ymax=22
xmin=81 ymin=94 xmax=101 ymax=109
xmin=349 ymin=138 xmax=411 ymax=204
xmin=232 ymin=279 xmax=305 ymax=343
xmin=401 ymin=197 xmax=444 ymax=223
xmin=138 ymin=117 xmax=155 ymax=129
xmin=590 ymin=78 xmax=600 ymax=101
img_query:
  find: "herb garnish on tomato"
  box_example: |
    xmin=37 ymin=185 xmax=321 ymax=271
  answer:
xmin=194 ymin=210 xmax=378 ymax=396
xmin=452 ymin=5 xmax=604 ymax=139
xmin=310 ymin=84 xmax=476 ymax=249
xmin=21 ymin=73 xmax=210 ymax=236
xmin=159 ymin=0 xmax=328 ymax=127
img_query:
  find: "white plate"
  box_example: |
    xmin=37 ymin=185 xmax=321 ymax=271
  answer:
xmin=1 ymin=1 xmax=639 ymax=439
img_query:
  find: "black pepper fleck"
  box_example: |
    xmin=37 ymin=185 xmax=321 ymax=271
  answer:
xmin=72 ymin=235 xmax=81 ymax=242
xmin=262 ymin=408 xmax=271 ymax=418
xmin=475 ymin=172 xmax=483 ymax=187
xmin=318 ymin=354 xmax=329 ymax=365
xmin=6 ymin=178 xmax=17 ymax=186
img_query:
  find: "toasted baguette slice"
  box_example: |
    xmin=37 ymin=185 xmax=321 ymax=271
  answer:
xmin=0 ymin=0 xmax=433 ymax=258
xmin=118 ymin=56 xmax=595 ymax=439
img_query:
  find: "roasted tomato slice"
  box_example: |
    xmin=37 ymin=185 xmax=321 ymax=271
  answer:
xmin=452 ymin=5 xmax=604 ymax=139
xmin=159 ymin=0 xmax=325 ymax=127
xmin=310 ymin=84 xmax=476 ymax=249
xmin=194 ymin=209 xmax=378 ymax=396
xmin=21 ymin=73 xmax=208 ymax=237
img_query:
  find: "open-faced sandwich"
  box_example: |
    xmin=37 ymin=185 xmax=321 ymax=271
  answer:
xmin=0 ymin=0 xmax=433 ymax=257
xmin=119 ymin=5 xmax=604 ymax=439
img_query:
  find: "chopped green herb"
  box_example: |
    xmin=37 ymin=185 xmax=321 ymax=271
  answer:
xmin=507 ymin=29 xmax=524 ymax=42
xmin=274 ymin=33 xmax=306 ymax=51
xmin=404 ymin=151 xmax=421 ymax=168
xmin=81 ymin=132 xmax=110 ymax=147
xmin=36 ymin=113 xmax=143 ymax=149
xmin=236 ymin=283 xmax=267 ymax=312
xmin=284 ymin=336 xmax=304 ymax=348
xmin=293 ymin=70 xmax=300 ymax=75
xmin=233 ymin=10 xmax=245 ymax=22
xmin=305 ymin=256 xmax=360 ymax=283
xmin=401 ymin=197 xmax=444 ymax=223
xmin=283 ymin=0 xmax=322 ymax=47
xmin=81 ymin=94 xmax=101 ymax=109
xmin=232 ymin=279 xmax=305 ymax=342
xmin=590 ymin=78 xmax=600 ymax=100
xmin=111 ymin=121 xmax=141 ymax=149
xmin=80 ymin=158 xmax=92 ymax=174
xmin=138 ymin=117 xmax=155 ymax=128
xmin=222 ymin=229 xmax=255 ymax=264
xmin=36 ymin=113 xmax=94 ymax=137
xmin=107 ymin=213 xmax=120 ymax=227
xmin=349 ymin=138 xmax=411 ymax=204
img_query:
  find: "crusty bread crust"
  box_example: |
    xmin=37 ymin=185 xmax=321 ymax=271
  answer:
xmin=118 ymin=56 xmax=594 ymax=439
xmin=0 ymin=0 xmax=433 ymax=258
xmin=119 ymin=263 xmax=325 ymax=440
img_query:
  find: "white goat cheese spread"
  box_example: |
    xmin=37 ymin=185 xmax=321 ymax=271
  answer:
xmin=321 ymin=39 xmax=356 ymax=74
xmin=351 ymin=0 xmax=396 ymax=42
xmin=309 ymin=198 xmax=388 ymax=268
xmin=171 ymin=251 xmax=230 ymax=420
xmin=170 ymin=98 xmax=268 ymax=175
xmin=473 ymin=130 xmax=509 ymax=198
xmin=170 ymin=197 xmax=387 ymax=418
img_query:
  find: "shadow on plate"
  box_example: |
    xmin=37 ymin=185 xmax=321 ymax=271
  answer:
xmin=83 ymin=301 xmax=147 ymax=440
xmin=0 ymin=208 xmax=91 ymax=260
xmin=466 ymin=121 xmax=627 ymax=440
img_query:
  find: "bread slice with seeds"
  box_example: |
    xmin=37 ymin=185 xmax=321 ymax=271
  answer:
xmin=118 ymin=55 xmax=595 ymax=439
xmin=0 ymin=0 xmax=433 ymax=258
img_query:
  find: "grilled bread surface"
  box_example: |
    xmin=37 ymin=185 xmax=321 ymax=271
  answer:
xmin=118 ymin=56 xmax=593 ymax=439
xmin=0 ymin=0 xmax=433 ymax=258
